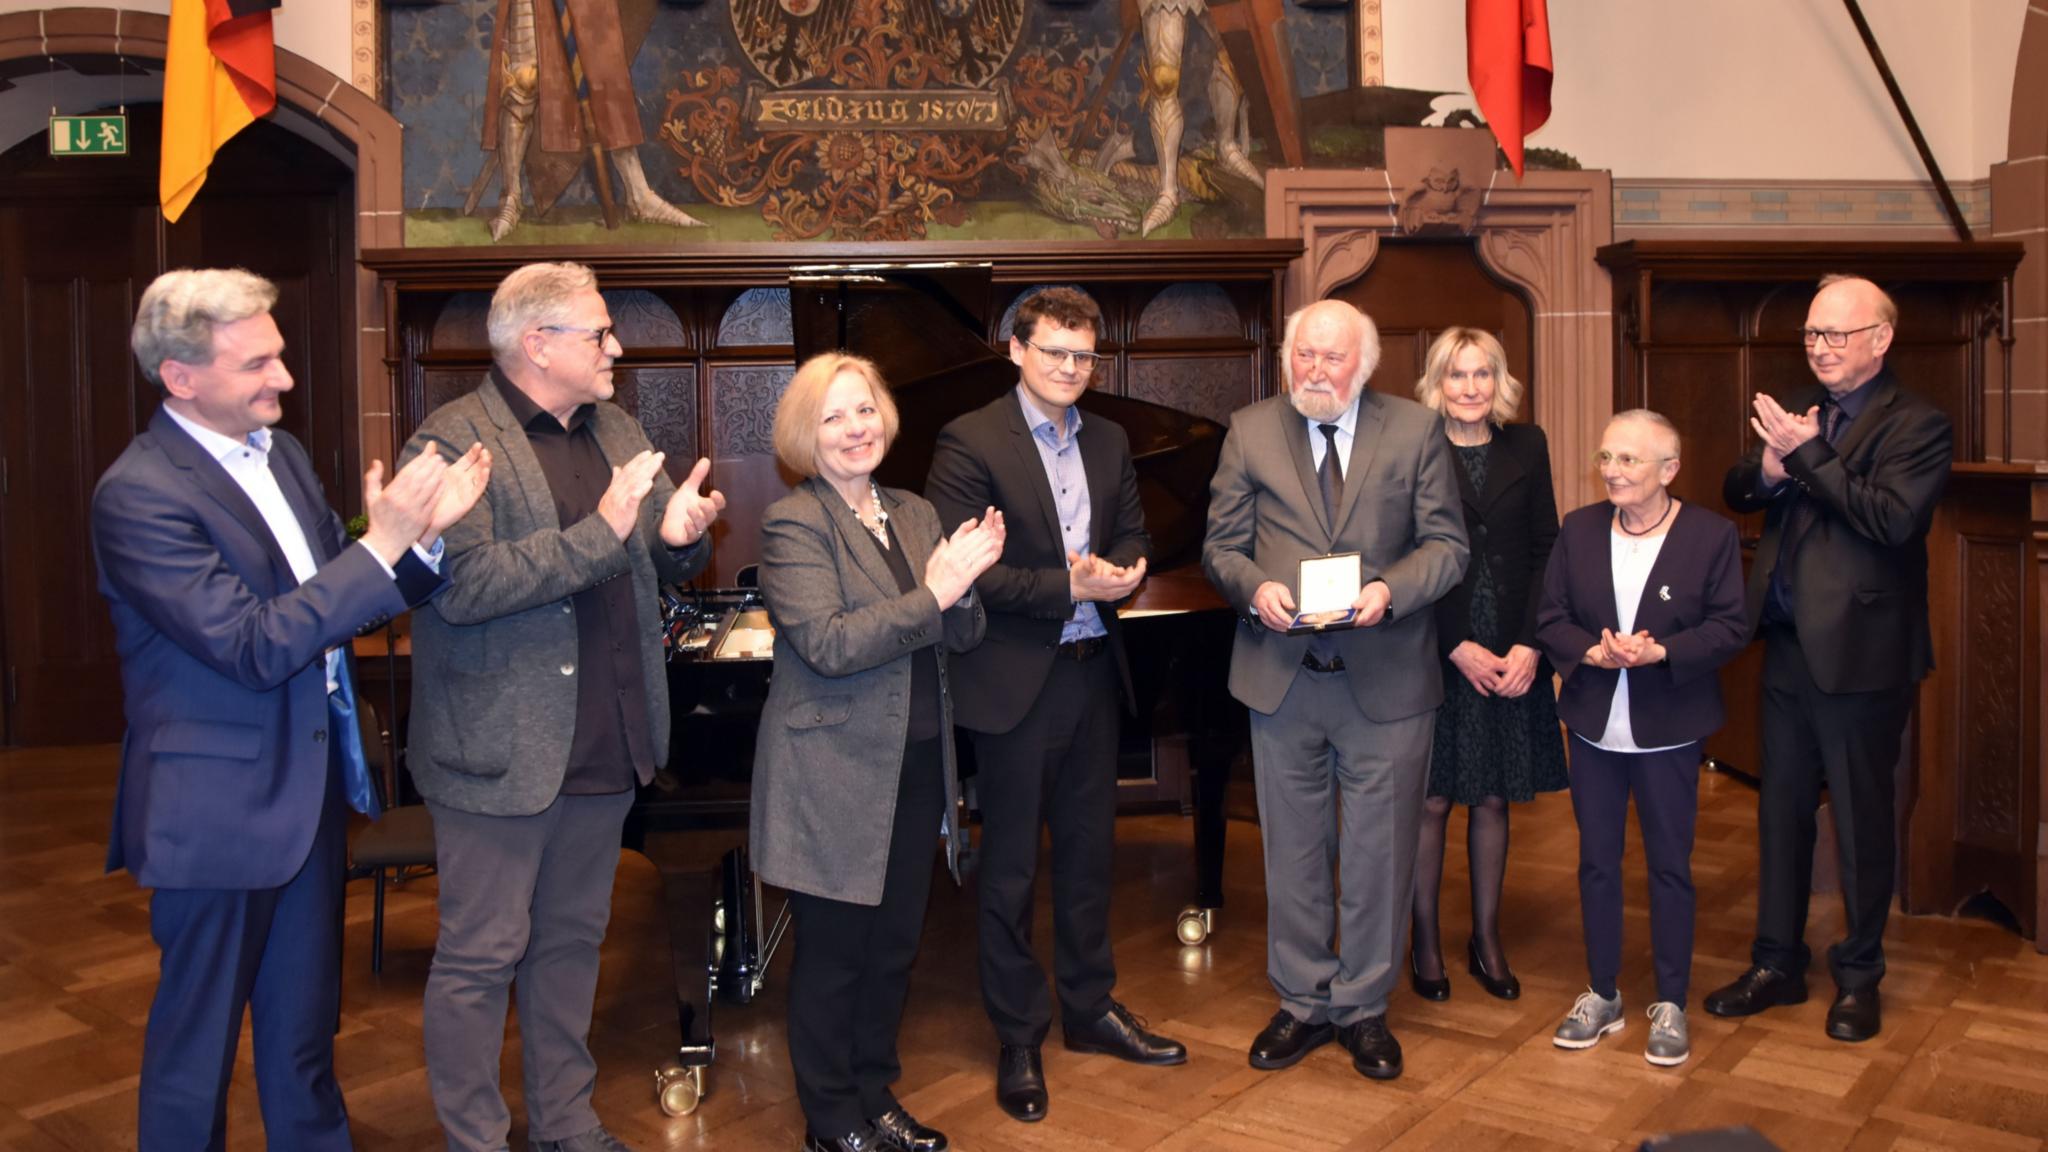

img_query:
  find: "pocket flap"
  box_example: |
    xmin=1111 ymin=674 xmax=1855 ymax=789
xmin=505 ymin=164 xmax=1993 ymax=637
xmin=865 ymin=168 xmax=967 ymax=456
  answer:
xmin=149 ymin=720 xmax=263 ymax=759
xmin=787 ymin=695 xmax=853 ymax=730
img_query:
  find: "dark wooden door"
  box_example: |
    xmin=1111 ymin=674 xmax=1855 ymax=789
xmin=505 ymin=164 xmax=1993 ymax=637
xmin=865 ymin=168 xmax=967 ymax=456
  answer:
xmin=0 ymin=108 xmax=351 ymax=745
xmin=1331 ymin=239 xmax=1534 ymax=413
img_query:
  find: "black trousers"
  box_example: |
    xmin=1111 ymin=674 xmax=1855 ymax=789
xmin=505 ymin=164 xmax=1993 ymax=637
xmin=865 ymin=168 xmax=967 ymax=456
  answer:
xmin=1752 ymin=626 xmax=1913 ymax=991
xmin=786 ymin=738 xmax=944 ymax=1138
xmin=973 ymin=652 xmax=1120 ymax=1046
xmin=1567 ymin=739 xmax=1700 ymax=1007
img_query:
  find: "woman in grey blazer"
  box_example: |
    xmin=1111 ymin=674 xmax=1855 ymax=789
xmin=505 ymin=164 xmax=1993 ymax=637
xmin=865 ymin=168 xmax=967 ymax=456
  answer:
xmin=750 ymin=353 xmax=1004 ymax=1152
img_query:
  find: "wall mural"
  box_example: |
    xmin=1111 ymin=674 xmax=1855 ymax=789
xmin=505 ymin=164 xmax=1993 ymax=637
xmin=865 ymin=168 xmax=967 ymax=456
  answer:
xmin=388 ymin=0 xmax=1564 ymax=245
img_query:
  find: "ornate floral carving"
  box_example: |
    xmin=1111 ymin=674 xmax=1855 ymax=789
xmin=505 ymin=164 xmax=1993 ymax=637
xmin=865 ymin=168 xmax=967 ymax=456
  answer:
xmin=1959 ymin=538 xmax=2023 ymax=849
xmin=1138 ymin=283 xmax=1241 ymax=340
xmin=1129 ymin=357 xmax=1251 ymax=427
xmin=632 ymin=368 xmax=700 ymax=466
xmin=718 ymin=288 xmax=794 ymax=347
xmin=608 ymin=290 xmax=687 ymax=349
xmin=714 ymin=365 xmax=795 ymax=456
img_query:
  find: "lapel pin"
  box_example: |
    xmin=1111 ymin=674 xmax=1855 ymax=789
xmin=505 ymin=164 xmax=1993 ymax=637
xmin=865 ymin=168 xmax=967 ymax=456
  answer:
xmin=1658 ymin=585 xmax=1671 ymax=601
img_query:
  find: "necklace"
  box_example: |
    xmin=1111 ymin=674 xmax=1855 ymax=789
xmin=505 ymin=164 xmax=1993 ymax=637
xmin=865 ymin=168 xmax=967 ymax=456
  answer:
xmin=845 ymin=480 xmax=889 ymax=547
xmin=1616 ymin=494 xmax=1674 ymax=537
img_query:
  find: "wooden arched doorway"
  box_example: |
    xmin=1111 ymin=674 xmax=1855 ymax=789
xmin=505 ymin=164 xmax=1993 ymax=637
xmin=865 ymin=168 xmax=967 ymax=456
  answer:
xmin=0 ymin=107 xmax=351 ymax=745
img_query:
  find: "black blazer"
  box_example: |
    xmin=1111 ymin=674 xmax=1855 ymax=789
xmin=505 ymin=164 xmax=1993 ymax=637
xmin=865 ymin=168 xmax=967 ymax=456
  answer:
xmin=1535 ymin=501 xmax=1749 ymax=748
xmin=1431 ymin=422 xmax=1560 ymax=659
xmin=1722 ymin=367 xmax=1951 ymax=694
xmin=924 ymin=390 xmax=1151 ymax=734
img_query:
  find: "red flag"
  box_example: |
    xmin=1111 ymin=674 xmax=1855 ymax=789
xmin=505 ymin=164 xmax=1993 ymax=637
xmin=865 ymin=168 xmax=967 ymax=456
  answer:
xmin=161 ymin=0 xmax=280 ymax=222
xmin=1467 ymin=0 xmax=1553 ymax=178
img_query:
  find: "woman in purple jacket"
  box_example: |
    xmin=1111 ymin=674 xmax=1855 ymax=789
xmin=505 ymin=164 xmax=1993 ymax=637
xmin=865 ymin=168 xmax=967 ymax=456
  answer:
xmin=1535 ymin=410 xmax=1748 ymax=1068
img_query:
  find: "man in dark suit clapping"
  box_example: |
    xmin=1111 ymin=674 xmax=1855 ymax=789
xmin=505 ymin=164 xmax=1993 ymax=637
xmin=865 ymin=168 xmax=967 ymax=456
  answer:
xmin=924 ymin=286 xmax=1185 ymax=1125
xmin=1708 ymin=274 xmax=1952 ymax=1043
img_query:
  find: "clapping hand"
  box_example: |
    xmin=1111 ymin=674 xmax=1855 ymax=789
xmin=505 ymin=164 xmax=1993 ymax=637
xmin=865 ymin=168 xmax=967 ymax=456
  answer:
xmin=598 ymin=450 xmax=667 ymax=542
xmin=424 ymin=442 xmax=491 ymax=543
xmin=1751 ymin=393 xmax=1820 ymax=485
xmin=925 ymin=507 xmax=1006 ymax=611
xmin=362 ymin=450 xmax=448 ymax=566
xmin=661 ymin=457 xmax=727 ymax=548
xmin=1070 ymin=551 xmax=1147 ymax=603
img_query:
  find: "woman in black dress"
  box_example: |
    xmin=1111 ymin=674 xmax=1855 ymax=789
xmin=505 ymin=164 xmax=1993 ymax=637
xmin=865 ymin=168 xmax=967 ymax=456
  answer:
xmin=1409 ymin=327 xmax=1568 ymax=1001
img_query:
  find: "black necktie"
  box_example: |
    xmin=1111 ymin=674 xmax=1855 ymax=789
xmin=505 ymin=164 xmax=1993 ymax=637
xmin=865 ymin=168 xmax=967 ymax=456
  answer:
xmin=1317 ymin=423 xmax=1342 ymax=525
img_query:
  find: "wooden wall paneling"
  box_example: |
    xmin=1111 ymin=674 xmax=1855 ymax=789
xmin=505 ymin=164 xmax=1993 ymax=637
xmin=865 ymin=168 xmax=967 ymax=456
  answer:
xmin=1907 ymin=465 xmax=2044 ymax=941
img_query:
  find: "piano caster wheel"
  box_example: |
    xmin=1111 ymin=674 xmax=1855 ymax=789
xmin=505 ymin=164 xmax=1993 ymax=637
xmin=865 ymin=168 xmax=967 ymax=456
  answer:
xmin=712 ymin=900 xmax=726 ymax=937
xmin=656 ymin=1063 xmax=703 ymax=1117
xmin=1175 ymin=906 xmax=1212 ymax=946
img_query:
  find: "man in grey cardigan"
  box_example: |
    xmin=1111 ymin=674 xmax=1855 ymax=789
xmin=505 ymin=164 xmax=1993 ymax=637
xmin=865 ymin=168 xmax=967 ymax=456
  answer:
xmin=402 ymin=262 xmax=726 ymax=1152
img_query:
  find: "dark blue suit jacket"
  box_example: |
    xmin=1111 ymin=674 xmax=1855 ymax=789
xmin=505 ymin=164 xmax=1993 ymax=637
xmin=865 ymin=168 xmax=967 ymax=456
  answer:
xmin=1534 ymin=501 xmax=1749 ymax=748
xmin=92 ymin=407 xmax=441 ymax=890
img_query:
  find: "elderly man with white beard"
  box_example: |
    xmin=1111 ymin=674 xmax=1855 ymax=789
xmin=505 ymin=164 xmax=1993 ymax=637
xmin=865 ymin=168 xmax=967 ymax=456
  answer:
xmin=1202 ymin=299 xmax=1468 ymax=1082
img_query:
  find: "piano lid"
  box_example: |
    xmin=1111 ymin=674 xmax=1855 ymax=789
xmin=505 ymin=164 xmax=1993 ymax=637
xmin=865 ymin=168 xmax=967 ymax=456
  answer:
xmin=789 ymin=264 xmax=1227 ymax=583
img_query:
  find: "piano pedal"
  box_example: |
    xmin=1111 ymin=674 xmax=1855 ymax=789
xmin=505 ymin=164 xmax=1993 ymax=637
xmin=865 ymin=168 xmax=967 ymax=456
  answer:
xmin=1175 ymin=906 xmax=1214 ymax=946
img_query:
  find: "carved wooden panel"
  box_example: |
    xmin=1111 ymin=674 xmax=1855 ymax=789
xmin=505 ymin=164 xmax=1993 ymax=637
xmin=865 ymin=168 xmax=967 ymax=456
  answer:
xmin=632 ymin=367 xmax=700 ymax=466
xmin=717 ymin=288 xmax=793 ymax=347
xmin=1960 ymin=536 xmax=2024 ymax=852
xmin=429 ymin=292 xmax=491 ymax=351
xmin=713 ymin=364 xmax=793 ymax=458
xmin=1129 ymin=355 xmax=1256 ymax=427
xmin=609 ymin=289 xmax=687 ymax=349
xmin=1138 ymin=283 xmax=1241 ymax=340
xmin=422 ymin=368 xmax=483 ymax=418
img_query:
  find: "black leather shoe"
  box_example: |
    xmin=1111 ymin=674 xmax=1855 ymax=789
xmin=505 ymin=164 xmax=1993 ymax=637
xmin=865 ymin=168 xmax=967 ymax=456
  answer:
xmin=1465 ymin=939 xmax=1519 ymax=1001
xmin=1703 ymin=966 xmax=1809 ymax=1018
xmin=1409 ymin=951 xmax=1450 ymax=1002
xmin=995 ymin=1044 xmax=1047 ymax=1123
xmin=1062 ymin=1001 xmax=1187 ymax=1065
xmin=868 ymin=1107 xmax=946 ymax=1152
xmin=1248 ymin=1009 xmax=1335 ymax=1070
xmin=1825 ymin=987 xmax=1881 ymax=1042
xmin=1336 ymin=1015 xmax=1403 ymax=1081
xmin=803 ymin=1129 xmax=881 ymax=1152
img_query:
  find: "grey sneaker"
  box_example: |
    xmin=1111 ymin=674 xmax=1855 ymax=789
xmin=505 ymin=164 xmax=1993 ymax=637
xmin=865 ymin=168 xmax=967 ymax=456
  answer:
xmin=1552 ymin=989 xmax=1625 ymax=1049
xmin=531 ymin=1127 xmax=634 ymax=1152
xmin=1645 ymin=1001 xmax=1690 ymax=1066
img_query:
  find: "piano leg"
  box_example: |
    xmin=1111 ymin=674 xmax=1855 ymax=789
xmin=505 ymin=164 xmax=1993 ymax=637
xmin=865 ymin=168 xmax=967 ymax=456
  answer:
xmin=1177 ymin=721 xmax=1235 ymax=945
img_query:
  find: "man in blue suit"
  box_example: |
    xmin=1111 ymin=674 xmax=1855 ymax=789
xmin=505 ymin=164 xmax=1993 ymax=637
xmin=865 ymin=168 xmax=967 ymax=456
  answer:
xmin=91 ymin=268 xmax=491 ymax=1150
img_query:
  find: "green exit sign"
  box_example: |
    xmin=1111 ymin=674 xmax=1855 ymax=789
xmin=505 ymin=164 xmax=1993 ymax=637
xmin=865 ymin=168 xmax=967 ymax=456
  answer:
xmin=49 ymin=115 xmax=128 ymax=156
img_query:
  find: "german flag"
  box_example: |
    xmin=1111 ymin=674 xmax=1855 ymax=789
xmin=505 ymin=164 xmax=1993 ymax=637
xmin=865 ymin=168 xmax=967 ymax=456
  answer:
xmin=160 ymin=0 xmax=280 ymax=222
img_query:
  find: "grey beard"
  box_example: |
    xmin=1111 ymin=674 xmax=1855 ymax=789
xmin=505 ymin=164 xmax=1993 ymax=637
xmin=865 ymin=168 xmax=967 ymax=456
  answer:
xmin=1290 ymin=387 xmax=1348 ymax=424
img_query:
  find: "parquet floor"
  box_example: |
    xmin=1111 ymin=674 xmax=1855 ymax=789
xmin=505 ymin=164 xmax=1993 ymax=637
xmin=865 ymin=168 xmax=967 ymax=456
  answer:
xmin=3 ymin=745 xmax=2046 ymax=1151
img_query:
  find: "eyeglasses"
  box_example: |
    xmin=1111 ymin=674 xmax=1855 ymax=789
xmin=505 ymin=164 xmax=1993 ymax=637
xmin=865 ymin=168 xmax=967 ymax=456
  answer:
xmin=1593 ymin=450 xmax=1674 ymax=469
xmin=1800 ymin=324 xmax=1883 ymax=348
xmin=541 ymin=324 xmax=616 ymax=347
xmin=1020 ymin=338 xmax=1102 ymax=373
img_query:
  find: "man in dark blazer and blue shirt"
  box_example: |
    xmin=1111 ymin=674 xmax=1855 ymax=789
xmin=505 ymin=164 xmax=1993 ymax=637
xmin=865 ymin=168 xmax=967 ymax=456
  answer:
xmin=1707 ymin=274 xmax=1953 ymax=1043
xmin=925 ymin=286 xmax=1185 ymax=1124
xmin=93 ymin=268 xmax=488 ymax=1150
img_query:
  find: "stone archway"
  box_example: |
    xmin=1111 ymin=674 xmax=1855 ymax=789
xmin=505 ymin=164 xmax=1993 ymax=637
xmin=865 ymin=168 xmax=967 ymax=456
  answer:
xmin=0 ymin=6 xmax=406 ymax=458
xmin=1992 ymin=4 xmax=2048 ymax=463
xmin=1265 ymin=164 xmax=1616 ymax=512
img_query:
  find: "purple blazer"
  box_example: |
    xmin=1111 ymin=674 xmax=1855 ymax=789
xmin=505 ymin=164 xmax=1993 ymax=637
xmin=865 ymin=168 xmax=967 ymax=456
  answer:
xmin=1534 ymin=500 xmax=1749 ymax=748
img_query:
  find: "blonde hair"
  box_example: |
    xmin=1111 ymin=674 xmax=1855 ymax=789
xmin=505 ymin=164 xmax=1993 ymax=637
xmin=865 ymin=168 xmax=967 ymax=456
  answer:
xmin=1414 ymin=327 xmax=1524 ymax=425
xmin=131 ymin=268 xmax=278 ymax=388
xmin=772 ymin=353 xmax=900 ymax=478
xmin=1280 ymin=299 xmax=1380 ymax=391
xmin=487 ymin=262 xmax=599 ymax=362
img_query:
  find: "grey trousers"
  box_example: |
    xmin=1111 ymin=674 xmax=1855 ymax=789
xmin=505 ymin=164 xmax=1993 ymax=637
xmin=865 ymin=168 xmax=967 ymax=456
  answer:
xmin=423 ymin=790 xmax=634 ymax=1152
xmin=1248 ymin=666 xmax=1433 ymax=1025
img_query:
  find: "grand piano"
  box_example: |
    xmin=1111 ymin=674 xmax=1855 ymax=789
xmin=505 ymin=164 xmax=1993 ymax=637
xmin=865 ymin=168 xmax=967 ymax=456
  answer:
xmin=634 ymin=263 xmax=1251 ymax=1115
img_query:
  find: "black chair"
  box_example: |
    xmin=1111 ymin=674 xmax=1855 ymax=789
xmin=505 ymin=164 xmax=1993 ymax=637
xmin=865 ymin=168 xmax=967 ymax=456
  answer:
xmin=348 ymin=698 xmax=436 ymax=973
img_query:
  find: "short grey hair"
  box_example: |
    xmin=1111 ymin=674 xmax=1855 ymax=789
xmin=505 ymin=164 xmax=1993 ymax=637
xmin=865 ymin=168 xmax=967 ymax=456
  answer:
xmin=130 ymin=268 xmax=278 ymax=388
xmin=1281 ymin=299 xmax=1381 ymax=392
xmin=488 ymin=261 xmax=599 ymax=363
xmin=1609 ymin=407 xmax=1681 ymax=459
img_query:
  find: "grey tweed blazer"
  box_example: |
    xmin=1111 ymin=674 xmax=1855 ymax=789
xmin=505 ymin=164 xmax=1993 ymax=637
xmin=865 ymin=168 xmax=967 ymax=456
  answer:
xmin=400 ymin=375 xmax=708 ymax=817
xmin=749 ymin=478 xmax=985 ymax=906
